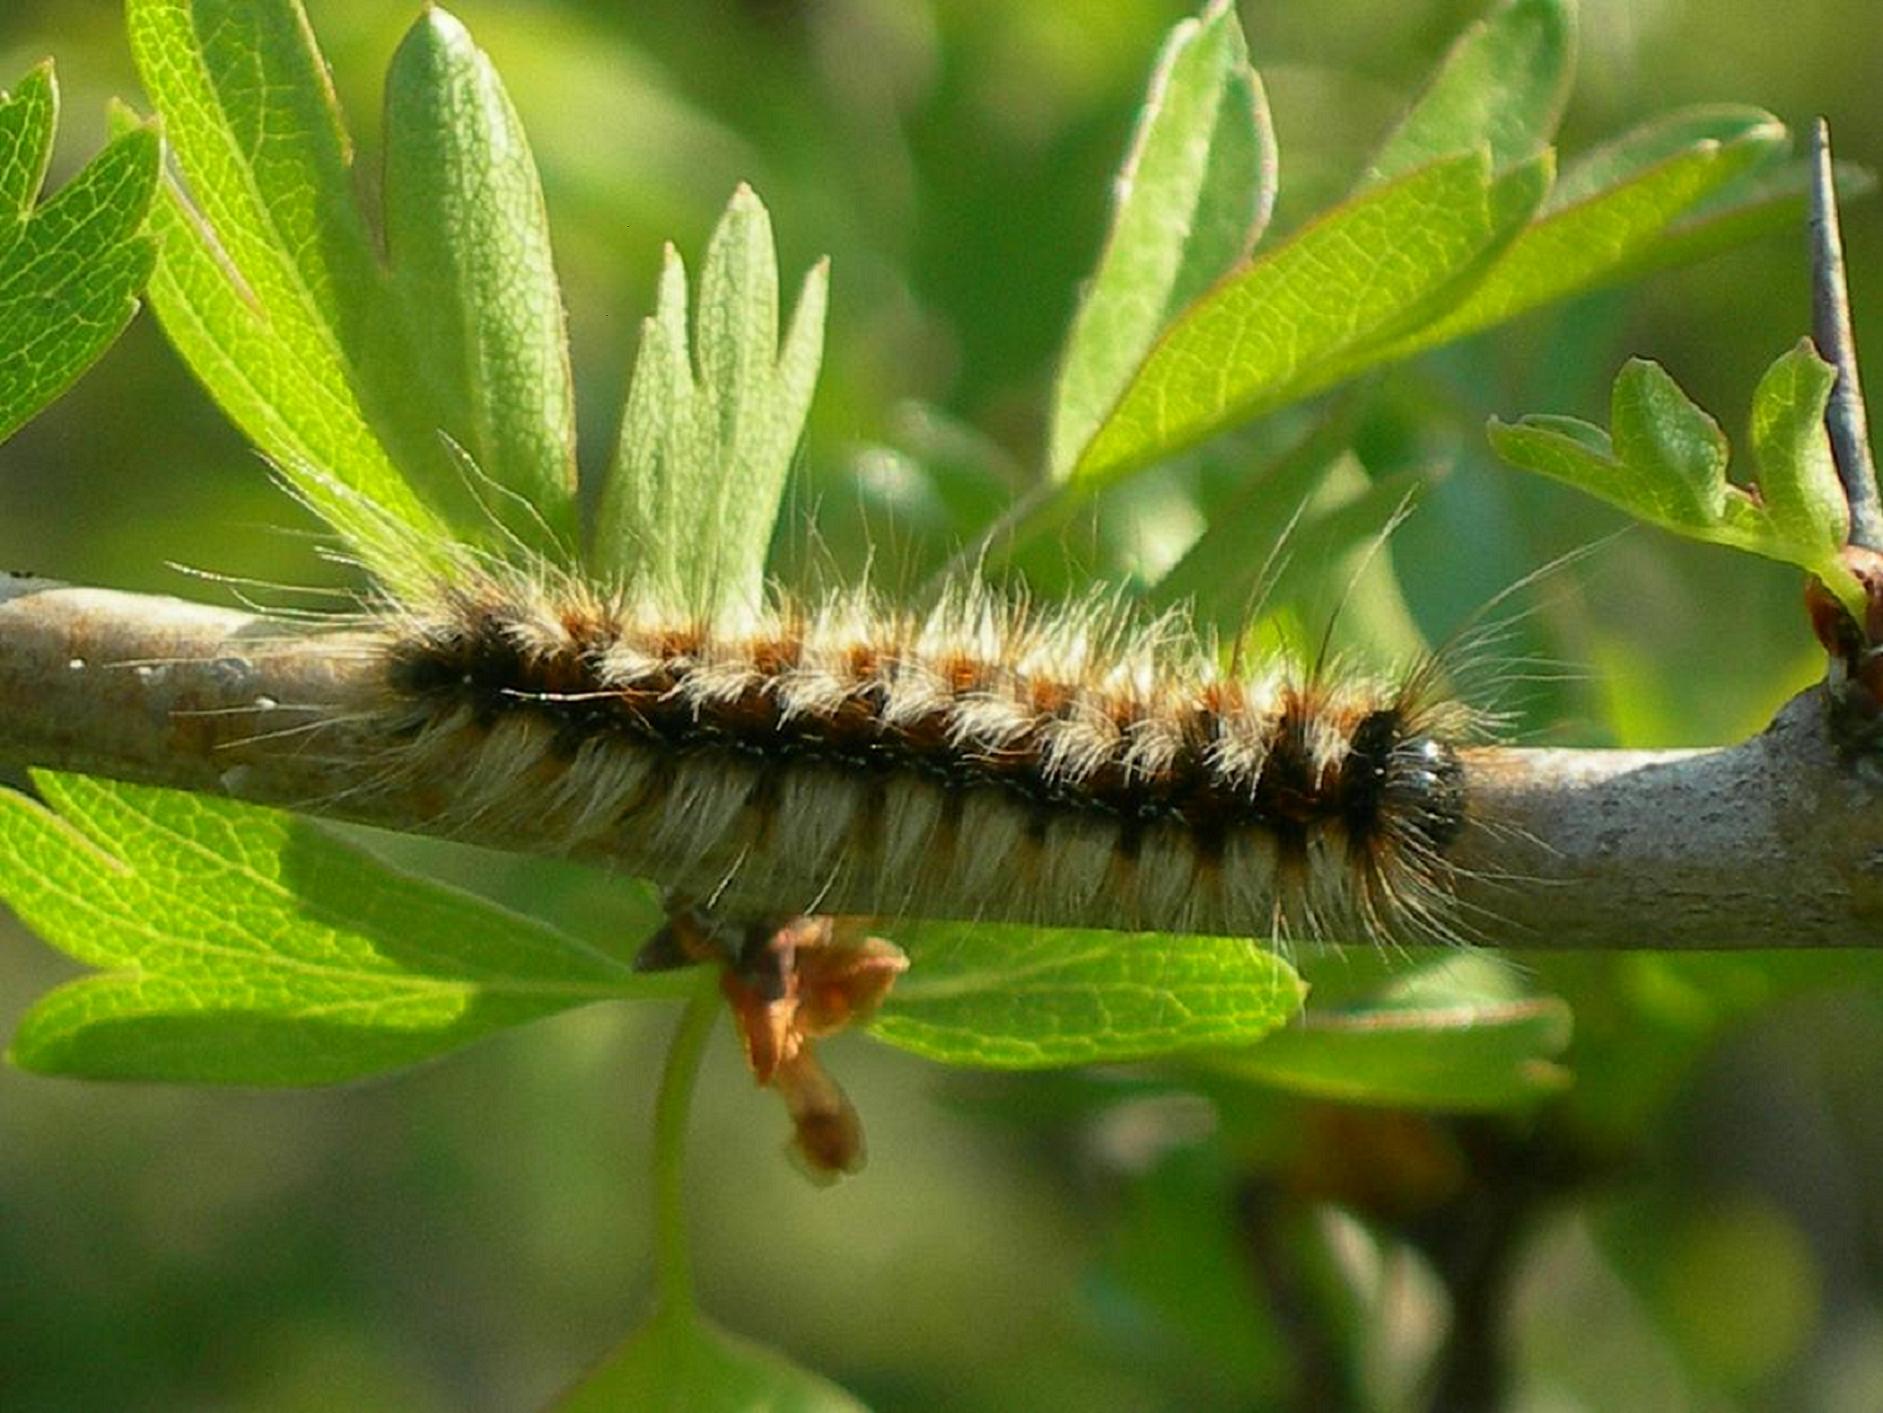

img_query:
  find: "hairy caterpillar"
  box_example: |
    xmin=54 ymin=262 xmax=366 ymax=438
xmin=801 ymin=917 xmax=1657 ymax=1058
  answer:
xmin=340 ymin=551 xmax=1488 ymax=949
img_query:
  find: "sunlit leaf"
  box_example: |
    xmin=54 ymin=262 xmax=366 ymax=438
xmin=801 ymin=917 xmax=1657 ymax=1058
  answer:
xmin=1047 ymin=0 xmax=1275 ymax=481
xmin=0 ymin=65 xmax=157 ymax=446
xmin=1378 ymin=115 xmax=1785 ymax=362
xmin=595 ymin=186 xmax=827 ymax=613
xmin=382 ymin=6 xmax=579 ymax=552
xmin=1365 ymin=0 xmax=1575 ymax=184
xmin=0 ymin=773 xmax=684 ymax=1084
xmin=869 ymin=924 xmax=1304 ymax=1068
xmin=1073 ymin=151 xmax=1512 ymax=487
xmin=127 ymin=0 xmax=456 ymax=586
xmin=1747 ymin=341 xmax=1850 ymax=579
xmin=1489 ymin=344 xmax=1863 ymax=617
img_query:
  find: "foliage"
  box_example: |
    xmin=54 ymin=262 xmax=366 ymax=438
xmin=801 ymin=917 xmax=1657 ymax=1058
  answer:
xmin=0 ymin=0 xmax=1876 ymax=1407
xmin=593 ymin=186 xmax=828 ymax=615
xmin=1203 ymin=951 xmax=1572 ymax=1111
xmin=0 ymin=62 xmax=156 ymax=445
xmin=872 ymin=923 xmax=1304 ymax=1067
xmin=1491 ymin=341 xmax=1866 ymax=617
xmin=0 ymin=772 xmax=684 ymax=1084
xmin=4 ymin=0 xmax=1811 ymax=1127
xmin=1043 ymin=0 xmax=1274 ymax=483
xmin=1015 ymin=0 xmax=1828 ymax=540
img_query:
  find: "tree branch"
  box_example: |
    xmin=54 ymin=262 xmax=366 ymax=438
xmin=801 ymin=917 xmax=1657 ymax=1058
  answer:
xmin=0 ymin=577 xmax=1878 ymax=949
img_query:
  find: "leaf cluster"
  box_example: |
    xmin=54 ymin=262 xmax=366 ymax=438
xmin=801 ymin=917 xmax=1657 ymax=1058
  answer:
xmin=1 ymin=0 xmax=1842 ymax=1139
xmin=0 ymin=0 xmax=1869 ymax=1403
xmin=1031 ymin=0 xmax=1843 ymax=540
xmin=1491 ymin=343 xmax=1866 ymax=618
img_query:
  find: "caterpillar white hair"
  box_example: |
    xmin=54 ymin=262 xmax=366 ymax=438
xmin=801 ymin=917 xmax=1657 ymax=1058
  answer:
xmin=346 ymin=549 xmax=1486 ymax=950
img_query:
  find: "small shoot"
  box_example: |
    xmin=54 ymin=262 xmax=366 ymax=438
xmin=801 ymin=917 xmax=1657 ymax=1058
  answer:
xmin=1489 ymin=347 xmax=1866 ymax=621
xmin=594 ymin=186 xmax=829 ymax=618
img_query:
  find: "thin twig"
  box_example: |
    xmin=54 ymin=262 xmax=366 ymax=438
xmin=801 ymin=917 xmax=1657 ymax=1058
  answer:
xmin=1810 ymin=118 xmax=1883 ymax=550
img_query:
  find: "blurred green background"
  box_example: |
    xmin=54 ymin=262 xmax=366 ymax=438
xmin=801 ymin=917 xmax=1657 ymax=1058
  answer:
xmin=3 ymin=1 xmax=1883 ymax=1409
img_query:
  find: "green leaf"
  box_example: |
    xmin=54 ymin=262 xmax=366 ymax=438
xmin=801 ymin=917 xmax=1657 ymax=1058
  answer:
xmin=1611 ymin=357 xmax=1733 ymax=518
xmin=1366 ymin=0 xmax=1575 ymax=185
xmin=868 ymin=924 xmax=1304 ymax=1068
xmin=595 ymin=185 xmax=828 ymax=614
xmin=382 ymin=6 xmax=578 ymax=555
xmin=1650 ymin=157 xmax=1875 ymax=280
xmin=1489 ymin=364 xmax=1722 ymax=530
xmin=562 ymin=1307 xmax=865 ymax=1413
xmin=1534 ymin=107 xmax=1877 ymax=306
xmin=0 ymin=63 xmax=55 ymax=222
xmin=126 ymin=0 xmax=375 ymax=340
xmin=694 ymin=187 xmax=824 ymax=613
xmin=597 ymin=244 xmax=694 ymax=591
xmin=1073 ymin=151 xmax=1512 ymax=487
xmin=1548 ymin=104 xmax=1781 ymax=210
xmin=1489 ymin=347 xmax=1865 ymax=615
xmin=1207 ymin=953 xmax=1572 ymax=1111
xmin=1748 ymin=340 xmax=1852 ymax=588
xmin=127 ymin=0 xmax=454 ymax=588
xmin=0 ymin=773 xmax=683 ymax=1084
xmin=1380 ymin=113 xmax=1785 ymax=360
xmin=1031 ymin=108 xmax=1801 ymax=510
xmin=1046 ymin=0 xmax=1275 ymax=481
xmin=1489 ymin=417 xmax=1618 ymax=502
xmin=1212 ymin=997 xmax=1572 ymax=1110
xmin=0 ymin=65 xmax=158 ymax=445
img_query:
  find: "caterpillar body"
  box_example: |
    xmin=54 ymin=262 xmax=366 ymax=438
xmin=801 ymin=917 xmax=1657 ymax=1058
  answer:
xmin=359 ymin=560 xmax=1485 ymax=947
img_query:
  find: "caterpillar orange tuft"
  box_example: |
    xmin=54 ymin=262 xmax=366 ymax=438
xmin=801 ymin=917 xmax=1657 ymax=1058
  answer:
xmin=339 ymin=551 xmax=1492 ymax=949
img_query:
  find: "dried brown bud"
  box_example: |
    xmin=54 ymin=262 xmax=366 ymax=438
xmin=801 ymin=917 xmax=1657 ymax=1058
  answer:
xmin=775 ymin=1047 xmax=866 ymax=1183
xmin=1807 ymin=546 xmax=1883 ymax=746
xmin=648 ymin=903 xmax=908 ymax=1182
xmin=795 ymin=928 xmax=911 ymax=1037
xmin=1807 ymin=546 xmax=1883 ymax=652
